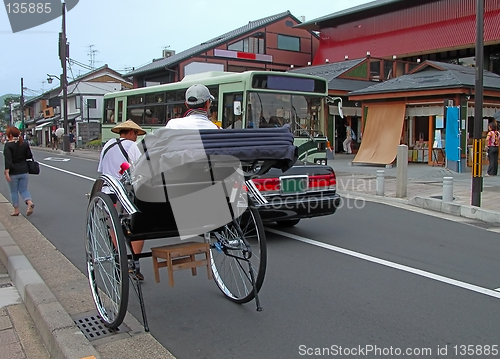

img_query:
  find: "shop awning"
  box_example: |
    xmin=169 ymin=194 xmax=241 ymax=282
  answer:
xmin=35 ymin=122 xmax=52 ymax=131
xmin=329 ymin=105 xmax=363 ymax=117
xmin=35 ymin=115 xmax=60 ymax=127
xmin=352 ymin=103 xmax=406 ymax=165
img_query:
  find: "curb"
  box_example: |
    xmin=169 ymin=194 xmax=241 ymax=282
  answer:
xmin=342 ymin=190 xmax=500 ymax=225
xmin=0 ymin=225 xmax=99 ymax=359
xmin=409 ymin=196 xmax=500 ymax=225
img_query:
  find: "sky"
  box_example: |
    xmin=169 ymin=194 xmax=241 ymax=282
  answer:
xmin=0 ymin=0 xmax=372 ymax=97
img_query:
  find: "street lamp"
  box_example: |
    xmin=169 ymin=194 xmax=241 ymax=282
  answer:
xmin=46 ymin=74 xmax=59 ymax=84
xmin=46 ymin=74 xmax=64 ymax=131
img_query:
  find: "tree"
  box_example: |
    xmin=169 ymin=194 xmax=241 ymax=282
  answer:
xmin=0 ymin=95 xmax=21 ymax=126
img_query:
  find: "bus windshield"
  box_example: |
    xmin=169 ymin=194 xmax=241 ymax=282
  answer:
xmin=247 ymin=92 xmax=323 ymax=137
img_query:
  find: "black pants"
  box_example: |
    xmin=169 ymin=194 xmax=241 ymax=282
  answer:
xmin=487 ymin=146 xmax=499 ymax=175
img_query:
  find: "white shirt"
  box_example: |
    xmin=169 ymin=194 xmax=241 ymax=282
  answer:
xmin=166 ymin=112 xmax=219 ymax=129
xmin=97 ymin=138 xmax=142 ymax=180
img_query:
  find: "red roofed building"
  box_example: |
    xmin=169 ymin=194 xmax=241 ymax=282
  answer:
xmin=297 ymin=0 xmax=500 ymax=74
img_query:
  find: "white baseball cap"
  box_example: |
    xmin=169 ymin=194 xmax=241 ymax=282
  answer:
xmin=185 ymin=84 xmax=215 ymax=106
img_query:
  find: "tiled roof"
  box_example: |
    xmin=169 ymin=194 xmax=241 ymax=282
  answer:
xmin=349 ymin=60 xmax=500 ymax=96
xmin=289 ymin=58 xmax=373 ymax=91
xmin=126 ymin=11 xmax=296 ymax=77
xmin=289 ymin=59 xmax=364 ymax=80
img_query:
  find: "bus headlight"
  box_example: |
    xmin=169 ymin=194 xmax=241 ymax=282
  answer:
xmin=314 ymin=158 xmax=327 ymax=166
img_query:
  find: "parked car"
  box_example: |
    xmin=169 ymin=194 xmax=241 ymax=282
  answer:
xmin=251 ymin=162 xmax=341 ymax=227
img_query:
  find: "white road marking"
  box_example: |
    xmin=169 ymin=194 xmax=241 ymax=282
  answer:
xmin=495 ymin=288 xmax=500 ymax=292
xmin=0 ymin=150 xmax=94 ymax=181
xmin=43 ymin=157 xmax=70 ymax=162
xmin=39 ymin=162 xmax=95 ymax=181
xmin=266 ymin=227 xmax=500 ymax=300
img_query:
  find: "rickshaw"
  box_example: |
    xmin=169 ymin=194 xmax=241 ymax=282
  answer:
xmin=85 ymin=125 xmax=297 ymax=331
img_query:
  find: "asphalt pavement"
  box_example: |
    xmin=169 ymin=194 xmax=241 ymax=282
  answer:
xmin=0 ymin=145 xmax=499 ymax=358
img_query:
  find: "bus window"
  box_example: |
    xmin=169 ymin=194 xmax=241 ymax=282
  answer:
xmin=247 ymin=92 xmax=323 ymax=134
xmin=127 ymin=107 xmax=144 ymax=124
xmin=223 ymin=92 xmax=243 ymax=129
xmin=117 ymin=100 xmax=124 ymax=123
xmin=145 ymin=106 xmax=165 ymax=124
xmin=104 ymin=99 xmax=115 ymax=124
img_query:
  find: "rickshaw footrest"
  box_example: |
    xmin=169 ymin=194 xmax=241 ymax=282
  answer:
xmin=151 ymin=242 xmax=212 ymax=287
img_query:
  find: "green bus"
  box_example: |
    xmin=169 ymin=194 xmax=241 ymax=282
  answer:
xmin=102 ymin=71 xmax=330 ymax=164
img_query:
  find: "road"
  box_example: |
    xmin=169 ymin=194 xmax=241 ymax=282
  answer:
xmin=1 ymin=147 xmax=500 ymax=359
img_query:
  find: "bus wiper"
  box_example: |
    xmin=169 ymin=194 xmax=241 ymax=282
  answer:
xmin=291 ymin=103 xmax=314 ymax=141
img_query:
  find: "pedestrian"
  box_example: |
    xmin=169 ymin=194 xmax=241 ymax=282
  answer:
xmin=343 ymin=123 xmax=352 ymax=154
xmin=3 ymin=127 xmax=35 ymax=217
xmin=51 ymin=130 xmax=58 ymax=150
xmin=69 ymin=130 xmax=76 ymax=152
xmin=97 ymin=119 xmax=146 ymax=279
xmin=485 ymin=121 xmax=500 ymax=176
xmin=165 ymin=84 xmax=219 ymax=129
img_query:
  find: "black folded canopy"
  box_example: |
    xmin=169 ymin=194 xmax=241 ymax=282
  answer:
xmin=137 ymin=124 xmax=298 ymax=174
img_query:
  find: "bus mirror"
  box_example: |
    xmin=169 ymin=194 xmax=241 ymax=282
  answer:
xmin=234 ymin=101 xmax=242 ymax=116
xmin=338 ymin=102 xmax=344 ymax=118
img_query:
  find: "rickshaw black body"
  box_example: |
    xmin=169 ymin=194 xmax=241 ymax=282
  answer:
xmin=85 ymin=126 xmax=298 ymax=331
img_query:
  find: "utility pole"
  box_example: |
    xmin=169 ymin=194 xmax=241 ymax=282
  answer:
xmin=472 ymin=0 xmax=484 ymax=206
xmin=87 ymin=100 xmax=90 ymax=143
xmin=60 ymin=3 xmax=70 ymax=152
xmin=20 ymin=78 xmax=24 ymax=133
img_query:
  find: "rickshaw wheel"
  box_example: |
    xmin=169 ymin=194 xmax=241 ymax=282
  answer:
xmin=85 ymin=192 xmax=129 ymax=329
xmin=207 ymin=205 xmax=267 ymax=303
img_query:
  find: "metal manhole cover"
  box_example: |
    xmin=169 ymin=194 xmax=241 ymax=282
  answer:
xmin=73 ymin=312 xmax=130 ymax=341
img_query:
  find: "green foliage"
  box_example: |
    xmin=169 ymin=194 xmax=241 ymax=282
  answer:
xmin=1 ymin=94 xmax=20 ymax=107
xmin=84 ymin=138 xmax=103 ymax=150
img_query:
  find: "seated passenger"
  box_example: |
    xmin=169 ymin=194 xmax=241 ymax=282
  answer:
xmin=166 ymin=84 xmax=219 ymax=130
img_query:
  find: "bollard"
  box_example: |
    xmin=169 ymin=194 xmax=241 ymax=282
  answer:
xmin=376 ymin=170 xmax=385 ymax=196
xmin=396 ymin=145 xmax=408 ymax=198
xmin=443 ymin=176 xmax=453 ymax=202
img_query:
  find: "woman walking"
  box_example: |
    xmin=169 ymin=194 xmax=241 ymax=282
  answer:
xmin=3 ymin=127 xmax=35 ymax=216
xmin=485 ymin=121 xmax=500 ymax=176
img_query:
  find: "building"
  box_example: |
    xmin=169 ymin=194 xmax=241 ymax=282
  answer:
xmin=348 ymin=61 xmax=500 ymax=168
xmin=22 ymin=65 xmax=132 ymax=147
xmin=126 ymin=11 xmax=319 ymax=88
xmin=293 ymin=0 xmax=500 ymax=168
xmin=296 ymin=0 xmax=500 ymax=73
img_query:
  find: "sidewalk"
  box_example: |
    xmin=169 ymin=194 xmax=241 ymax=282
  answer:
xmin=331 ymin=152 xmax=500 ymax=224
xmin=1 ymin=146 xmax=499 ymax=359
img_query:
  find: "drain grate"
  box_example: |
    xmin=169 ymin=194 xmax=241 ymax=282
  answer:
xmin=73 ymin=312 xmax=130 ymax=341
xmin=0 ymin=282 xmax=13 ymax=288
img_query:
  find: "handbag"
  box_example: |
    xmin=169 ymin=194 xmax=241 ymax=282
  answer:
xmin=27 ymin=158 xmax=40 ymax=175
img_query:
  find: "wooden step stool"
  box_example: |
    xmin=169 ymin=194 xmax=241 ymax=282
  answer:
xmin=151 ymin=241 xmax=212 ymax=287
